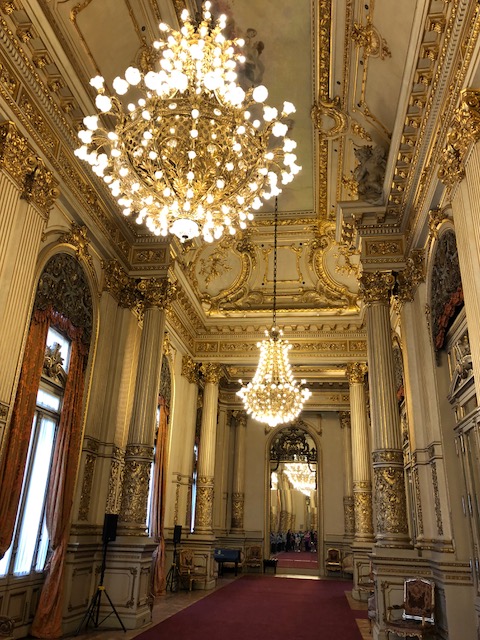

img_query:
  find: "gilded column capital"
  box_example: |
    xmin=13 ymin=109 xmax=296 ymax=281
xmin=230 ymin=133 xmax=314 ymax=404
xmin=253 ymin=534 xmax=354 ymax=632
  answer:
xmin=103 ymin=259 xmax=138 ymax=309
xmin=439 ymin=88 xmax=480 ymax=188
xmin=360 ymin=271 xmax=395 ymax=305
xmin=200 ymin=362 xmax=223 ymax=384
xmin=346 ymin=362 xmax=368 ymax=384
xmin=236 ymin=411 xmax=247 ymax=429
xmin=136 ymin=277 xmax=177 ymax=309
xmin=396 ymin=249 xmax=425 ymax=303
xmin=181 ymin=354 xmax=199 ymax=384
xmin=0 ymin=121 xmax=59 ymax=216
xmin=338 ymin=410 xmax=351 ymax=429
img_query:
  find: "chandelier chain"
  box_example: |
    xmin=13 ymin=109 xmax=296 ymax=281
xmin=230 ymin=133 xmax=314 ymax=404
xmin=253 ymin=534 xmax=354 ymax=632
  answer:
xmin=273 ymin=197 xmax=278 ymax=328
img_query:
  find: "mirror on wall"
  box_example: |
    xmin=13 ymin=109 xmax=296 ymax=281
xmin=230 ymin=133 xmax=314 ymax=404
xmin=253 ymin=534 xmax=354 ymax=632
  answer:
xmin=269 ymin=425 xmax=317 ymax=554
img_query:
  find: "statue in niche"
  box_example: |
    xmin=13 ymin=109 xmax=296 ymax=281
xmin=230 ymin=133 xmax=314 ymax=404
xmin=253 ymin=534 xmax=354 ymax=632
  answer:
xmin=454 ymin=334 xmax=472 ymax=380
xmin=353 ymin=144 xmax=387 ymax=204
xmin=43 ymin=342 xmax=66 ymax=383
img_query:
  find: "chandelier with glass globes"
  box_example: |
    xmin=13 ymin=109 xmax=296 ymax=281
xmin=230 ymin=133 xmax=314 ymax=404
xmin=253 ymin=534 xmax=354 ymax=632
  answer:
xmin=237 ymin=200 xmax=311 ymax=427
xmin=74 ymin=2 xmax=301 ymax=243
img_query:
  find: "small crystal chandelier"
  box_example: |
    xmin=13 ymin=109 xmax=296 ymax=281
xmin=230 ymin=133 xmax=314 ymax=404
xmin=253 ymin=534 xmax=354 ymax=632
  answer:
xmin=237 ymin=199 xmax=311 ymax=427
xmin=74 ymin=2 xmax=301 ymax=243
xmin=284 ymin=463 xmax=316 ymax=497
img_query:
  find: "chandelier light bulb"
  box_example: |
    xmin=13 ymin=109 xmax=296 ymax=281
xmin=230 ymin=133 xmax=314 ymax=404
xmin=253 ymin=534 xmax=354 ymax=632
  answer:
xmin=75 ymin=2 xmax=301 ymax=243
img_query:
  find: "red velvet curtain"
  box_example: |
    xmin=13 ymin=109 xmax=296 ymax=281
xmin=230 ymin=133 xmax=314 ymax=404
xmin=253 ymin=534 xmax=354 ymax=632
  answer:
xmin=0 ymin=309 xmax=50 ymax=558
xmin=151 ymin=397 xmax=169 ymax=597
xmin=31 ymin=325 xmax=87 ymax=639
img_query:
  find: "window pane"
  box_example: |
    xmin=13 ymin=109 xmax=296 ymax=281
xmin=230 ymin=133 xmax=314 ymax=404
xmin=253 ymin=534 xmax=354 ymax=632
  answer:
xmin=37 ymin=388 xmax=61 ymax=412
xmin=46 ymin=327 xmax=71 ymax=373
xmin=0 ymin=545 xmax=12 ymax=577
xmin=35 ymin=517 xmax=49 ymax=572
xmin=13 ymin=417 xmax=55 ymax=576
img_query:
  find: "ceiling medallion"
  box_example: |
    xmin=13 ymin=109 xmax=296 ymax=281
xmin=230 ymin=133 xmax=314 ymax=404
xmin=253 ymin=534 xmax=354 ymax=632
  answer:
xmin=75 ymin=2 xmax=301 ymax=243
xmin=237 ymin=199 xmax=311 ymax=427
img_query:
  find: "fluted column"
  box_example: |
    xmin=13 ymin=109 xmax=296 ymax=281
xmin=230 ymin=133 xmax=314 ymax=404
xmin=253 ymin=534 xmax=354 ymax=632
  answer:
xmin=119 ymin=278 xmax=175 ymax=535
xmin=194 ymin=363 xmax=223 ymax=534
xmin=0 ymin=122 xmax=59 ymax=461
xmin=360 ymin=272 xmax=409 ymax=546
xmin=346 ymin=363 xmax=374 ymax=541
xmin=231 ymin=411 xmax=247 ymax=531
xmin=339 ymin=411 xmax=355 ymax=537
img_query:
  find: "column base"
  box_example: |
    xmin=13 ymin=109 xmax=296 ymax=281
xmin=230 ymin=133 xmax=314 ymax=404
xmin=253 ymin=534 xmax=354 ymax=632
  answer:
xmin=63 ymin=534 xmax=157 ymax=634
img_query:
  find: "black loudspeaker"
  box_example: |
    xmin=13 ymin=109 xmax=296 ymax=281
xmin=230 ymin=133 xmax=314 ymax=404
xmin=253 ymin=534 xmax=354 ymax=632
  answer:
xmin=173 ymin=525 xmax=182 ymax=545
xmin=102 ymin=513 xmax=118 ymax=544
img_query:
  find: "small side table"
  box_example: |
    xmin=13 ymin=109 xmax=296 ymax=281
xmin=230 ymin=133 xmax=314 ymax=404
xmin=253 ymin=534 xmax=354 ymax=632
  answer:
xmin=263 ymin=558 xmax=278 ymax=574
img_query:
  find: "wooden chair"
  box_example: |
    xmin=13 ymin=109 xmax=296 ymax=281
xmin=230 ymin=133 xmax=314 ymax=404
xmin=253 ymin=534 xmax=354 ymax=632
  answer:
xmin=325 ymin=547 xmax=342 ymax=574
xmin=177 ymin=548 xmax=208 ymax=591
xmin=244 ymin=545 xmax=263 ymax=572
xmin=384 ymin=577 xmax=436 ymax=639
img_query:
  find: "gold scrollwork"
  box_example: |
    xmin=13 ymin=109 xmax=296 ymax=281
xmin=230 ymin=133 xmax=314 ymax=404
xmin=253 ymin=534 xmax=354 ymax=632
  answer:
xmin=119 ymin=445 xmax=153 ymax=526
xmin=373 ymin=465 xmax=408 ymax=535
xmin=346 ymin=362 xmax=368 ymax=384
xmin=200 ymin=362 xmax=223 ymax=384
xmin=396 ymin=249 xmax=425 ymax=303
xmin=353 ymin=489 xmax=373 ymax=535
xmin=360 ymin=271 xmax=395 ymax=305
xmin=181 ymin=355 xmax=199 ymax=385
xmin=194 ymin=484 xmax=214 ymax=530
xmin=439 ymin=88 xmax=480 ymax=188
xmin=231 ymin=492 xmax=245 ymax=530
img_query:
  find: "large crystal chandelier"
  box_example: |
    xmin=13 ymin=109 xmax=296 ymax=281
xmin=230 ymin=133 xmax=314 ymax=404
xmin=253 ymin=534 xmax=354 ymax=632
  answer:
xmin=237 ymin=200 xmax=311 ymax=427
xmin=74 ymin=2 xmax=301 ymax=243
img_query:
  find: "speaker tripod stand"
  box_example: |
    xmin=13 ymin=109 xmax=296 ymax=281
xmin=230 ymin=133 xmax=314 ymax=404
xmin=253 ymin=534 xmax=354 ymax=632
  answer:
xmin=75 ymin=539 xmax=126 ymax=634
xmin=165 ymin=542 xmax=180 ymax=592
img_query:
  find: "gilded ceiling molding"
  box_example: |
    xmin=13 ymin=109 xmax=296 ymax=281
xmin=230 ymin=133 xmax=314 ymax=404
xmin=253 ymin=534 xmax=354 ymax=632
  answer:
xmin=352 ymin=18 xmax=391 ymax=60
xmin=311 ymin=97 xmax=348 ymax=139
xmin=346 ymin=362 xmax=367 ymax=385
xmin=360 ymin=271 xmax=395 ymax=305
xmin=187 ymin=234 xmax=255 ymax=314
xmin=0 ymin=15 xmax=132 ymax=258
xmin=396 ymin=249 xmax=425 ymax=303
xmin=439 ymin=88 xmax=480 ymax=189
xmin=309 ymin=222 xmax=359 ymax=310
xmin=315 ymin=0 xmax=332 ymax=219
xmin=0 ymin=120 xmax=59 ymax=216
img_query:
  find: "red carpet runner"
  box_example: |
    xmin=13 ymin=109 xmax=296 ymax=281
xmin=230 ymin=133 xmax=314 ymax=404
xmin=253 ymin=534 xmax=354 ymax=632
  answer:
xmin=135 ymin=575 xmax=367 ymax=640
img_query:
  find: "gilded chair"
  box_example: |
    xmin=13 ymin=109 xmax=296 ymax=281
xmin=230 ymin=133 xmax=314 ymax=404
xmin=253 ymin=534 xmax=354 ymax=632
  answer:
xmin=244 ymin=545 xmax=263 ymax=572
xmin=384 ymin=577 xmax=435 ymax=639
xmin=177 ymin=548 xmax=208 ymax=591
xmin=325 ymin=547 xmax=342 ymax=574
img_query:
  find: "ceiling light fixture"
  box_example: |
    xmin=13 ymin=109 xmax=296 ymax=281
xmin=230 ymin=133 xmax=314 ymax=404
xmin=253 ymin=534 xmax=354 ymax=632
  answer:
xmin=237 ymin=199 xmax=311 ymax=427
xmin=74 ymin=2 xmax=301 ymax=243
xmin=284 ymin=463 xmax=316 ymax=496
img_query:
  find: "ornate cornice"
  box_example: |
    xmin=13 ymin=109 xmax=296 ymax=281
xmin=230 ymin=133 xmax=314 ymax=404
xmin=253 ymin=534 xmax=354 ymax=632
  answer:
xmin=360 ymin=271 xmax=395 ymax=305
xmin=439 ymin=88 xmax=480 ymax=188
xmin=346 ymin=362 xmax=368 ymax=384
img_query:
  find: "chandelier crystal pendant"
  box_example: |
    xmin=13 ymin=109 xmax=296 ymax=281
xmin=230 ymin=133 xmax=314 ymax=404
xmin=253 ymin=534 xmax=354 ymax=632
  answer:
xmin=74 ymin=1 xmax=301 ymax=243
xmin=237 ymin=200 xmax=311 ymax=427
